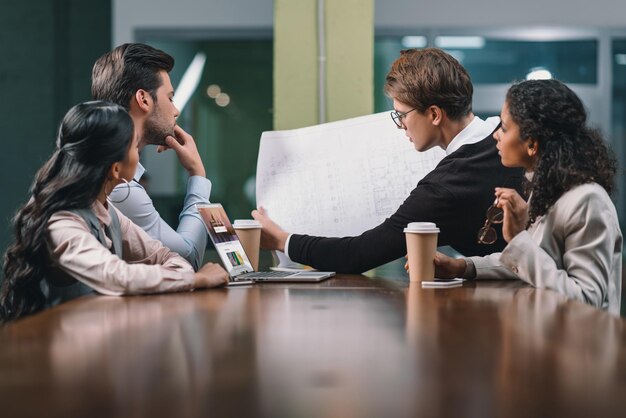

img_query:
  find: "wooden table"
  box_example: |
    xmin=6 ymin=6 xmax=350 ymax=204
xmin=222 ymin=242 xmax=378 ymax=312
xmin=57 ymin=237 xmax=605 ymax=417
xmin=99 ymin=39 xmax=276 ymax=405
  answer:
xmin=1 ymin=275 xmax=625 ymax=418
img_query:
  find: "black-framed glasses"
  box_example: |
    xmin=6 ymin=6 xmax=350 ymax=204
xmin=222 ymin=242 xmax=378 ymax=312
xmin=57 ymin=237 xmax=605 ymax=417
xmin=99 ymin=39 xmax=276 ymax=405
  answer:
xmin=390 ymin=108 xmax=417 ymax=128
xmin=477 ymin=198 xmax=504 ymax=244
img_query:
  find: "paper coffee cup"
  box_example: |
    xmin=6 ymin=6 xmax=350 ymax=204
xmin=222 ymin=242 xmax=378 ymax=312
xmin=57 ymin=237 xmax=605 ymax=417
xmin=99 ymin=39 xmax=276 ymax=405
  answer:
xmin=233 ymin=220 xmax=262 ymax=271
xmin=404 ymin=222 xmax=439 ymax=282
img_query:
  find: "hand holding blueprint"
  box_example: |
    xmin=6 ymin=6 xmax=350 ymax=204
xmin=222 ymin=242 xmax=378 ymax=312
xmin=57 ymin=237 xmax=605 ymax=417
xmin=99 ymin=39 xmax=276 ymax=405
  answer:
xmin=255 ymin=112 xmax=445 ymax=240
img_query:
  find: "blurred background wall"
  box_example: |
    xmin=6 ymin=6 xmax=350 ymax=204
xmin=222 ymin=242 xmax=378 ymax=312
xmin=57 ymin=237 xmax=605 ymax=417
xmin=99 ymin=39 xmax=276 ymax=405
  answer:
xmin=0 ymin=0 xmax=111 ymax=261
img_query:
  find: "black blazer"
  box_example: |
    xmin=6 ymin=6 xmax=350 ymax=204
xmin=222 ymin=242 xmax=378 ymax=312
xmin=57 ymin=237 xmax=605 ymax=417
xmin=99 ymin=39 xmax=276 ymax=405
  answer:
xmin=288 ymin=131 xmax=524 ymax=274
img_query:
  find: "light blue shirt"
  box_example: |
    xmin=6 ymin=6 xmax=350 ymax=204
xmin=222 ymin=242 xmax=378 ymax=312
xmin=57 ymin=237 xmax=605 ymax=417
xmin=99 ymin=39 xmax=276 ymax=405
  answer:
xmin=109 ymin=163 xmax=211 ymax=271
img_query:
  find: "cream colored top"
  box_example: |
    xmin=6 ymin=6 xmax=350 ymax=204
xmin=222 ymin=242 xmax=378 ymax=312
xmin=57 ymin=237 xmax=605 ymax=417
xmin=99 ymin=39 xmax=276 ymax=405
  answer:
xmin=470 ymin=183 xmax=622 ymax=315
xmin=46 ymin=200 xmax=195 ymax=296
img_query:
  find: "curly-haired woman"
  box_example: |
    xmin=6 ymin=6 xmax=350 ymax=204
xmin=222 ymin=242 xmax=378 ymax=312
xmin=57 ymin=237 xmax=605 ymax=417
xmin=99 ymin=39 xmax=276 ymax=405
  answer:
xmin=0 ymin=101 xmax=229 ymax=322
xmin=435 ymin=79 xmax=622 ymax=314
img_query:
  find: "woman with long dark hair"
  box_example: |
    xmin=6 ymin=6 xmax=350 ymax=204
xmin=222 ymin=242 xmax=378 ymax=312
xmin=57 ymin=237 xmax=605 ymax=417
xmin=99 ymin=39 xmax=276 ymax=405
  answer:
xmin=0 ymin=101 xmax=228 ymax=321
xmin=435 ymin=79 xmax=622 ymax=314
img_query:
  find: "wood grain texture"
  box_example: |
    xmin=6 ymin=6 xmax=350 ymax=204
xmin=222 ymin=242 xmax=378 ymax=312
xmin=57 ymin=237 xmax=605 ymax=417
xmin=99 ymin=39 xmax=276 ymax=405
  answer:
xmin=1 ymin=276 xmax=625 ymax=417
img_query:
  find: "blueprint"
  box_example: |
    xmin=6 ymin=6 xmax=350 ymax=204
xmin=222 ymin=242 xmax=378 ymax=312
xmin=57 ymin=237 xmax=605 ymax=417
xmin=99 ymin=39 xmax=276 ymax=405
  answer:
xmin=255 ymin=112 xmax=445 ymax=238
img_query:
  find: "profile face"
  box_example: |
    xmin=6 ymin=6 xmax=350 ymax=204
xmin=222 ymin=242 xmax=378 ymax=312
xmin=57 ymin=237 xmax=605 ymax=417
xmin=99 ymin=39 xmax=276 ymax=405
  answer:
xmin=493 ymin=101 xmax=536 ymax=170
xmin=142 ymin=70 xmax=179 ymax=146
xmin=119 ymin=130 xmax=140 ymax=182
xmin=392 ymin=98 xmax=439 ymax=152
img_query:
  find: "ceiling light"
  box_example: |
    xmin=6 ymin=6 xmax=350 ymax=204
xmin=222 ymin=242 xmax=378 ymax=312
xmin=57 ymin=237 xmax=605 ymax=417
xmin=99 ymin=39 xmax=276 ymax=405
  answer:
xmin=435 ymin=36 xmax=485 ymax=49
xmin=401 ymin=36 xmax=427 ymax=48
xmin=173 ymin=52 xmax=207 ymax=112
xmin=215 ymin=93 xmax=230 ymax=107
xmin=615 ymin=54 xmax=626 ymax=65
xmin=526 ymin=67 xmax=552 ymax=80
xmin=206 ymin=84 xmax=221 ymax=98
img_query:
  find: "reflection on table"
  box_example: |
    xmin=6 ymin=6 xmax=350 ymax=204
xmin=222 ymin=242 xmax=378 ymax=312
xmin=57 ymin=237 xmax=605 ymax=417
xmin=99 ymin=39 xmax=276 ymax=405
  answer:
xmin=1 ymin=275 xmax=625 ymax=418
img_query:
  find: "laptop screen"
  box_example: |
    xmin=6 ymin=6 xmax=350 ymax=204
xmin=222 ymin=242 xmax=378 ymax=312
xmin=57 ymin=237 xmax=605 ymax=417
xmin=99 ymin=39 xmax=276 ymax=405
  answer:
xmin=197 ymin=204 xmax=254 ymax=277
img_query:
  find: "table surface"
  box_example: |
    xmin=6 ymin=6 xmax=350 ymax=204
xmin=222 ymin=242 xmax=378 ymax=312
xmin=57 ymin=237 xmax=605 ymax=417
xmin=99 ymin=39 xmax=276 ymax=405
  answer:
xmin=1 ymin=275 xmax=625 ymax=418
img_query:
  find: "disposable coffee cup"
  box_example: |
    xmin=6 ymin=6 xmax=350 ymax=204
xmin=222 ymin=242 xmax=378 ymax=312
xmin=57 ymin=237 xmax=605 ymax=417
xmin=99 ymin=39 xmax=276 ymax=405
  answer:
xmin=404 ymin=222 xmax=440 ymax=282
xmin=233 ymin=220 xmax=262 ymax=271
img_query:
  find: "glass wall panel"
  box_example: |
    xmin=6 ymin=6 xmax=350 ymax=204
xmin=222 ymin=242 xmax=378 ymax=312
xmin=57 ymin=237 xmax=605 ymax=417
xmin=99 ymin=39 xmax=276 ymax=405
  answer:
xmin=140 ymin=39 xmax=273 ymax=224
xmin=374 ymin=36 xmax=598 ymax=112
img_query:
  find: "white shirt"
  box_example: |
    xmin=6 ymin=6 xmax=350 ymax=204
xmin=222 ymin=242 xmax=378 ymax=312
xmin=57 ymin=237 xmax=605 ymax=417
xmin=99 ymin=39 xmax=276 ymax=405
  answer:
xmin=445 ymin=116 xmax=500 ymax=155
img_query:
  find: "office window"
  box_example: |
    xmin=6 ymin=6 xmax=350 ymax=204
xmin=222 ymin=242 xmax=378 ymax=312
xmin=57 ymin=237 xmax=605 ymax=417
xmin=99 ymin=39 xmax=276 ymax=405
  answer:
xmin=439 ymin=38 xmax=597 ymax=84
xmin=374 ymin=36 xmax=598 ymax=112
xmin=138 ymin=39 xmax=273 ymax=223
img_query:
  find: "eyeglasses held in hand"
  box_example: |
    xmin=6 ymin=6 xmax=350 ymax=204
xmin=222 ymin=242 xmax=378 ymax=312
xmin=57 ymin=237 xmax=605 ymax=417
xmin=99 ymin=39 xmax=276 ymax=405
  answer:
xmin=390 ymin=108 xmax=417 ymax=128
xmin=477 ymin=198 xmax=504 ymax=244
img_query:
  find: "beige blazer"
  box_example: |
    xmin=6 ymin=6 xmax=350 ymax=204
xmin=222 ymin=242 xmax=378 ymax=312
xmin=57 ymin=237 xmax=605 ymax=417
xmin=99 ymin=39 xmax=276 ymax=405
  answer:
xmin=471 ymin=183 xmax=622 ymax=315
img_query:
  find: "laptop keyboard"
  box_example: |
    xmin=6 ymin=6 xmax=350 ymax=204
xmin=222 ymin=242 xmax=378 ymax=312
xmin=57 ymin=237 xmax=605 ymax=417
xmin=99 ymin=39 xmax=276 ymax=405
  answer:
xmin=240 ymin=271 xmax=294 ymax=279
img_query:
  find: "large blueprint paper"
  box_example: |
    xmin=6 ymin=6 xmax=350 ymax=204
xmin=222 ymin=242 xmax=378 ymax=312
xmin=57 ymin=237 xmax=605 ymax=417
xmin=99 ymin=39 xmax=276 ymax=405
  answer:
xmin=256 ymin=112 xmax=445 ymax=238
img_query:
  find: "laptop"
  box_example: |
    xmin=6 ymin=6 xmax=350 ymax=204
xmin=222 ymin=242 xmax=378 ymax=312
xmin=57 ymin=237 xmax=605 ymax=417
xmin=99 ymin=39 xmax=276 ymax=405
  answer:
xmin=197 ymin=203 xmax=335 ymax=283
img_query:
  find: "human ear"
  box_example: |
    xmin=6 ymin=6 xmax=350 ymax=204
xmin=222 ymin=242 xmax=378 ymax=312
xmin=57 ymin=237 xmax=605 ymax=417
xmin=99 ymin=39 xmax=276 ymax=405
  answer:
xmin=526 ymin=139 xmax=539 ymax=157
xmin=132 ymin=89 xmax=152 ymax=113
xmin=430 ymin=105 xmax=443 ymax=126
xmin=108 ymin=162 xmax=124 ymax=181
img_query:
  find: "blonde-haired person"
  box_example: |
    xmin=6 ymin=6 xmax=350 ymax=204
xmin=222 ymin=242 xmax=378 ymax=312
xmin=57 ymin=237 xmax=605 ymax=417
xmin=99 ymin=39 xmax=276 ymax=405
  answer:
xmin=435 ymin=79 xmax=622 ymax=314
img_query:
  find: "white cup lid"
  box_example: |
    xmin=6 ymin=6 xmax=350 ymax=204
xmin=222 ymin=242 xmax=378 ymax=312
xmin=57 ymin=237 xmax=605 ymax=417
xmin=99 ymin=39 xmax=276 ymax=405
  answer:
xmin=404 ymin=222 xmax=439 ymax=233
xmin=233 ymin=219 xmax=262 ymax=229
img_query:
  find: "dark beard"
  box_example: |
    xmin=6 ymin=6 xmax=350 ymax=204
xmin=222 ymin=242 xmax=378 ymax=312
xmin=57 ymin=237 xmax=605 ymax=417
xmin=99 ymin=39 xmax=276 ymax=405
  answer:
xmin=142 ymin=116 xmax=175 ymax=146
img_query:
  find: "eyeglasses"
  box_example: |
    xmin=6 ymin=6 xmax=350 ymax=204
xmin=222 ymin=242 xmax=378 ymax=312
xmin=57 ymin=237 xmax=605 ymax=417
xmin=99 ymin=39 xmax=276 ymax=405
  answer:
xmin=390 ymin=108 xmax=417 ymax=128
xmin=477 ymin=198 xmax=504 ymax=244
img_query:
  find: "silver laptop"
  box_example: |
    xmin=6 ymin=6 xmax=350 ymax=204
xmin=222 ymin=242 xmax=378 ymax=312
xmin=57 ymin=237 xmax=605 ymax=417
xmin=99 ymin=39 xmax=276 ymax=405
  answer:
xmin=197 ymin=203 xmax=335 ymax=283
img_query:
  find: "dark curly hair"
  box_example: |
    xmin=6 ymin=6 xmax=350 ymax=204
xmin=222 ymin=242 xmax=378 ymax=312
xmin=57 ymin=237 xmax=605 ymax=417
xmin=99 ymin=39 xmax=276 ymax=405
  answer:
xmin=506 ymin=79 xmax=617 ymax=225
xmin=0 ymin=101 xmax=134 ymax=322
